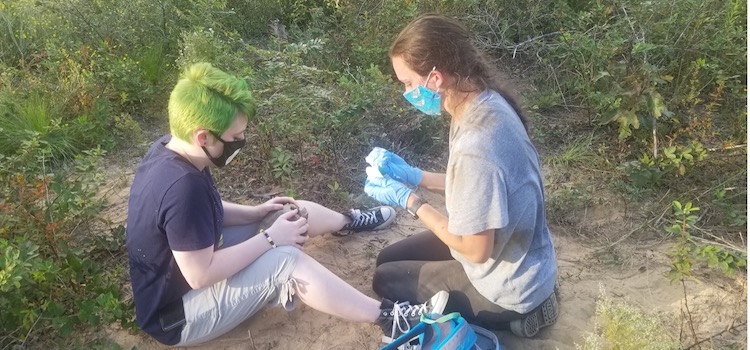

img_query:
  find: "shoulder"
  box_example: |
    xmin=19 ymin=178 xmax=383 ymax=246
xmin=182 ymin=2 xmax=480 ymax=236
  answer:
xmin=131 ymin=142 xmax=208 ymax=201
xmin=465 ymin=91 xmax=521 ymax=131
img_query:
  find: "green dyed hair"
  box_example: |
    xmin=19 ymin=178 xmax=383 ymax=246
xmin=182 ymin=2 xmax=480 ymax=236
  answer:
xmin=168 ymin=62 xmax=256 ymax=141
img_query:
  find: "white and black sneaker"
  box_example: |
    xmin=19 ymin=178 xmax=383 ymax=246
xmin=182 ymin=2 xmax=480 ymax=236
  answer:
xmin=377 ymin=291 xmax=450 ymax=350
xmin=341 ymin=206 xmax=396 ymax=233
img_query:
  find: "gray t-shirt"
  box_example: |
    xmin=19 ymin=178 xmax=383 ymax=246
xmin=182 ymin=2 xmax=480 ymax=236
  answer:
xmin=445 ymin=90 xmax=557 ymax=313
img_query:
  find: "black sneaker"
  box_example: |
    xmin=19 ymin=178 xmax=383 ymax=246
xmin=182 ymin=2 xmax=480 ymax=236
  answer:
xmin=509 ymin=288 xmax=559 ymax=337
xmin=377 ymin=291 xmax=449 ymax=349
xmin=341 ymin=206 xmax=396 ymax=232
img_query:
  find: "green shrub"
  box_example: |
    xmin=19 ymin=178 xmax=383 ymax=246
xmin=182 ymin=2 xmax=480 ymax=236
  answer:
xmin=0 ymin=139 xmax=133 ymax=348
xmin=545 ymin=186 xmax=592 ymax=225
xmin=0 ymin=0 xmax=54 ymax=66
xmin=576 ymin=286 xmax=680 ymax=350
xmin=0 ymin=92 xmax=81 ymax=159
xmin=536 ymin=0 xmax=744 ymax=149
xmin=667 ymin=201 xmax=747 ymax=281
xmin=138 ymin=42 xmax=170 ymax=85
xmin=176 ymin=28 xmax=249 ymax=75
xmin=621 ymin=142 xmax=707 ymax=187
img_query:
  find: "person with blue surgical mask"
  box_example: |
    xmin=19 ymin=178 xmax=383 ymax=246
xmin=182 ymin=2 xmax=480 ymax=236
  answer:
xmin=364 ymin=14 xmax=560 ymax=339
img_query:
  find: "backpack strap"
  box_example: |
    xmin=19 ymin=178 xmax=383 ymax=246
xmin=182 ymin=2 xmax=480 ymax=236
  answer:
xmin=379 ymin=322 xmax=428 ymax=350
xmin=420 ymin=312 xmax=462 ymax=324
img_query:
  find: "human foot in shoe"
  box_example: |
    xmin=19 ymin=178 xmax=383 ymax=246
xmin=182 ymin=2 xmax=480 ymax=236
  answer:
xmin=377 ymin=290 xmax=449 ymax=346
xmin=334 ymin=206 xmax=397 ymax=236
xmin=509 ymin=290 xmax=559 ymax=337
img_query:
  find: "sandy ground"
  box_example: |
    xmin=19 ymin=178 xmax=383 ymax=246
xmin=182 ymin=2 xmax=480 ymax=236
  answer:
xmin=101 ymin=165 xmax=747 ymax=350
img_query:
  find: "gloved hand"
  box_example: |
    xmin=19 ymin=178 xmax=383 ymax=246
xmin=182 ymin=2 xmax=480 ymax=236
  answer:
xmin=364 ymin=169 xmax=412 ymax=208
xmin=378 ymin=150 xmax=423 ymax=187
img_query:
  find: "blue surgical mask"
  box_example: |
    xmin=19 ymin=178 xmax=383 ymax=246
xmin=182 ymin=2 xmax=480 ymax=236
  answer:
xmin=403 ymin=67 xmax=441 ymax=116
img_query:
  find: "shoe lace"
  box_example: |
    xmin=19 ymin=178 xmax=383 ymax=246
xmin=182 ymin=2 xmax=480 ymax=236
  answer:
xmin=389 ymin=301 xmax=430 ymax=340
xmin=349 ymin=209 xmax=377 ymax=227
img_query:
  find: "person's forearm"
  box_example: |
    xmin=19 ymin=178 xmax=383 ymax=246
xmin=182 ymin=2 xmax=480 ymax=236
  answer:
xmin=177 ymin=234 xmax=273 ymax=289
xmin=222 ymin=200 xmax=264 ymax=225
xmin=406 ymin=194 xmax=493 ymax=263
xmin=419 ymin=171 xmax=445 ymax=194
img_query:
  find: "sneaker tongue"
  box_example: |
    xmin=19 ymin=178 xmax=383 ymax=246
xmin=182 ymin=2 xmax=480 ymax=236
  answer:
xmin=352 ymin=209 xmax=376 ymax=226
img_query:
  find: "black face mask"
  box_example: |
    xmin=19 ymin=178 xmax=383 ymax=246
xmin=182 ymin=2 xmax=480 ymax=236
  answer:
xmin=202 ymin=131 xmax=246 ymax=167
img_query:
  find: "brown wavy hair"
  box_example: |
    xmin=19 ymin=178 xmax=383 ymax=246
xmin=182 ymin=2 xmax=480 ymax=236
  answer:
xmin=390 ymin=13 xmax=529 ymax=132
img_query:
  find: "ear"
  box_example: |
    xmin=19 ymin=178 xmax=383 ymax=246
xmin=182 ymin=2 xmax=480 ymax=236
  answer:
xmin=193 ymin=129 xmax=211 ymax=147
xmin=431 ymin=70 xmax=445 ymax=91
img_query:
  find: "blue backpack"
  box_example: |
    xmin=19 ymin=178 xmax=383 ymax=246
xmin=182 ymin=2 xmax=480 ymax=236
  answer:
xmin=379 ymin=312 xmax=501 ymax=350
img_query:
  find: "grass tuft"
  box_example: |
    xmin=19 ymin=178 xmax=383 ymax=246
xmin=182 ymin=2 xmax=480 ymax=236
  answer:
xmin=576 ymin=286 xmax=680 ymax=350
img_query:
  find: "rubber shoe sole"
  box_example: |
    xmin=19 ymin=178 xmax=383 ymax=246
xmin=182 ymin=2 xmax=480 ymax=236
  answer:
xmin=368 ymin=206 xmax=397 ymax=230
xmin=510 ymin=290 xmax=559 ymax=337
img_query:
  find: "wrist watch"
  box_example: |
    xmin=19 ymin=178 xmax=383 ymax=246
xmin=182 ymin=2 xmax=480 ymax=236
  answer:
xmin=407 ymin=196 xmax=428 ymax=219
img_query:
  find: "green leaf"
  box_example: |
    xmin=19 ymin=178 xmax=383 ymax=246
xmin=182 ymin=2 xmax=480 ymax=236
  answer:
xmin=57 ymin=316 xmax=73 ymax=337
xmin=593 ymin=71 xmax=611 ymax=83
xmin=672 ymin=201 xmax=683 ymax=211
xmin=615 ymin=109 xmax=639 ymax=140
xmin=647 ymin=91 xmax=668 ymax=119
xmin=666 ymin=225 xmax=682 ymax=235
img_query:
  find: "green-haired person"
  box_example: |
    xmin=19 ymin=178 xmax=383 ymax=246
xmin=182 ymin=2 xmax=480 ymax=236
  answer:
xmin=126 ymin=63 xmax=449 ymax=346
xmin=364 ymin=14 xmax=559 ymax=341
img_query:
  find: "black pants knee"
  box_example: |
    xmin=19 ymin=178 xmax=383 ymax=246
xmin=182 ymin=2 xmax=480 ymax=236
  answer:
xmin=372 ymin=230 xmax=523 ymax=329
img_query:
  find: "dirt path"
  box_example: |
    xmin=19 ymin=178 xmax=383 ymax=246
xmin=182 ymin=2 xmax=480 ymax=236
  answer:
xmin=103 ymin=175 xmax=746 ymax=350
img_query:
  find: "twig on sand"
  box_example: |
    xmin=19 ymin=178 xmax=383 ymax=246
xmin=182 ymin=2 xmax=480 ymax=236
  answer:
xmin=684 ymin=319 xmax=747 ymax=350
xmin=707 ymin=144 xmax=746 ymax=152
xmin=680 ymin=279 xmax=699 ymax=344
xmin=248 ymin=331 xmax=257 ymax=348
xmin=596 ymin=190 xmax=671 ymax=250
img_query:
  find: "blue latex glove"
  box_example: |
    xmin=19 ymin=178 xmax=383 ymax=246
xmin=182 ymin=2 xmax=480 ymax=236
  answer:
xmin=378 ymin=151 xmax=423 ymax=187
xmin=364 ymin=174 xmax=412 ymax=208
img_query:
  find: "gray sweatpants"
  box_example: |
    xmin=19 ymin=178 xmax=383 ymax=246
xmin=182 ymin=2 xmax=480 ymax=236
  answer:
xmin=177 ymin=224 xmax=301 ymax=346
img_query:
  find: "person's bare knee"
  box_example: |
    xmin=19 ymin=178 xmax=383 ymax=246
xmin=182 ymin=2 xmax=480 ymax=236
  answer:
xmin=259 ymin=203 xmax=309 ymax=233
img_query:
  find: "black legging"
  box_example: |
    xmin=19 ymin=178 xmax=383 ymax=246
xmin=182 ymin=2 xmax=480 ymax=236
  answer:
xmin=372 ymin=230 xmax=524 ymax=330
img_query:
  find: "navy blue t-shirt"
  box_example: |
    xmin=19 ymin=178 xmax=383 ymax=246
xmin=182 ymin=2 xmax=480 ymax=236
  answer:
xmin=126 ymin=135 xmax=223 ymax=345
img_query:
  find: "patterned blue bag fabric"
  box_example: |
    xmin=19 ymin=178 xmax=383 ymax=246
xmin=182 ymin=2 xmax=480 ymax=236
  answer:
xmin=379 ymin=312 xmax=501 ymax=350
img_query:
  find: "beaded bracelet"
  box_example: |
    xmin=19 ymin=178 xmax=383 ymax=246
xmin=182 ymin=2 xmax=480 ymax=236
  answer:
xmin=262 ymin=229 xmax=277 ymax=249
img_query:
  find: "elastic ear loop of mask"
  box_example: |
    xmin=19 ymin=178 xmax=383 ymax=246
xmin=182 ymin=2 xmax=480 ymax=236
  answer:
xmin=422 ymin=66 xmax=437 ymax=85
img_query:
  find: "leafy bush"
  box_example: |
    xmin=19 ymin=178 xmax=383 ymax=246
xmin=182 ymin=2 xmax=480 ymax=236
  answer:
xmin=621 ymin=142 xmax=707 ymax=187
xmin=576 ymin=286 xmax=680 ymax=350
xmin=0 ymin=1 xmax=53 ymax=65
xmin=176 ymin=28 xmax=250 ymax=75
xmin=536 ymin=0 xmax=743 ymax=147
xmin=0 ymin=92 xmax=118 ymax=160
xmin=0 ymin=139 xmax=133 ymax=347
xmin=667 ymin=201 xmax=747 ymax=281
